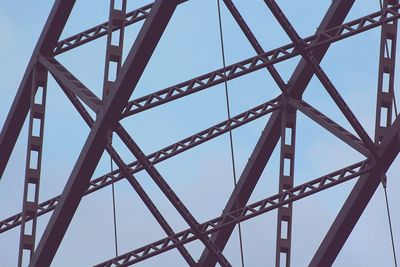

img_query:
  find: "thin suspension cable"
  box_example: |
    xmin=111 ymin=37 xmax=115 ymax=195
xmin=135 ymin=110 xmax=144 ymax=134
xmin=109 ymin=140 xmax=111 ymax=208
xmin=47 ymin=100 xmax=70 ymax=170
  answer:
xmin=382 ymin=178 xmax=398 ymax=267
xmin=216 ymin=1 xmax=245 ymax=266
xmin=110 ymin=155 xmax=119 ymax=257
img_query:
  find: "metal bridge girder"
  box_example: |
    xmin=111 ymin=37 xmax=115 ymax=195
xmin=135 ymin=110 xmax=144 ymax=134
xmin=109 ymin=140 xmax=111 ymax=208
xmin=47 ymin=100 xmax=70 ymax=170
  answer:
xmin=1 ymin=0 xmax=400 ymax=266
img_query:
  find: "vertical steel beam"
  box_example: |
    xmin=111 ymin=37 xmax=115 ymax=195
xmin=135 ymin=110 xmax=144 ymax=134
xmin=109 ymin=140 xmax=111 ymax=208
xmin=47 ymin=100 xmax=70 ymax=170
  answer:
xmin=0 ymin=0 xmax=76 ymax=179
xmin=198 ymin=1 xmax=355 ymax=266
xmin=103 ymin=0 xmax=127 ymax=99
xmin=102 ymin=1 xmax=126 ymax=256
xmin=29 ymin=1 xmax=179 ymax=266
xmin=220 ymin=4 xmax=297 ymax=264
xmin=17 ymin=64 xmax=48 ymax=267
xmin=100 ymin=3 xmax=196 ymax=263
xmin=375 ymin=0 xmax=399 ymax=143
xmin=275 ymin=104 xmax=296 ymax=267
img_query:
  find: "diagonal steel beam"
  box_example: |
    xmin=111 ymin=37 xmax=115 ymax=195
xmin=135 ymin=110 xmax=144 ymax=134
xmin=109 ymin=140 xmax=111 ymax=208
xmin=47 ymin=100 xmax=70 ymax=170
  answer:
xmin=288 ymin=98 xmax=369 ymax=157
xmin=0 ymin=0 xmax=77 ymax=179
xmin=95 ymin=160 xmax=371 ymax=266
xmin=29 ymin=1 xmax=180 ymax=266
xmin=198 ymin=1 xmax=356 ymax=265
xmin=45 ymin=58 xmax=197 ymax=266
xmin=263 ymin=0 xmax=376 ymax=156
xmin=39 ymin=57 xmax=101 ymax=112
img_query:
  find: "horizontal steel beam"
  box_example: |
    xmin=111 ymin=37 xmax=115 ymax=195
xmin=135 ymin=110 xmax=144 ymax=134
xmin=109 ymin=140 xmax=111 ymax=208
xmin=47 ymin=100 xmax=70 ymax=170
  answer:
xmin=121 ymin=4 xmax=400 ymax=118
xmin=0 ymin=95 xmax=281 ymax=234
xmin=53 ymin=0 xmax=188 ymax=55
xmin=94 ymin=160 xmax=371 ymax=266
xmin=54 ymin=3 xmax=151 ymax=55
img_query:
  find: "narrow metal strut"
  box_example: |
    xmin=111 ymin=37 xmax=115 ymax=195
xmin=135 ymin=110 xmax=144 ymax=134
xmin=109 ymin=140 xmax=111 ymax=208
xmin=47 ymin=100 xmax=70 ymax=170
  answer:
xmin=275 ymin=103 xmax=297 ymax=267
xmin=17 ymin=64 xmax=48 ymax=267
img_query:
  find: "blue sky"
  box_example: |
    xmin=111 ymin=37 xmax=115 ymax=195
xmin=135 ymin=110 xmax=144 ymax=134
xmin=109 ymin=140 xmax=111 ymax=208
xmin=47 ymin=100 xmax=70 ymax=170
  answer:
xmin=1 ymin=0 xmax=400 ymax=266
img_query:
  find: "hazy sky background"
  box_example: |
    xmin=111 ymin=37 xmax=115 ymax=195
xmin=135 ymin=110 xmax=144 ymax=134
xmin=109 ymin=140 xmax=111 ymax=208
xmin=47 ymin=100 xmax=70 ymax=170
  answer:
xmin=1 ymin=0 xmax=400 ymax=266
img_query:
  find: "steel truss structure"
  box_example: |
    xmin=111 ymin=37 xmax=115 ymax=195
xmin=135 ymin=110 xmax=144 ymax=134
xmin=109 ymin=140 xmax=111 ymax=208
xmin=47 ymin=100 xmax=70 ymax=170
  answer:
xmin=1 ymin=0 xmax=400 ymax=266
